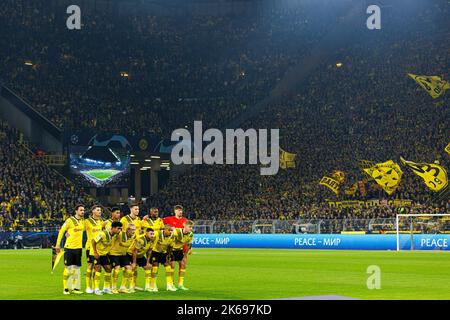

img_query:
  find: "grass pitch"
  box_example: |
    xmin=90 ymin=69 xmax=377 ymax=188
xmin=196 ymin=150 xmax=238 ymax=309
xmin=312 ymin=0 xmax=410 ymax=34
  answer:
xmin=1 ymin=248 xmax=449 ymax=300
xmin=82 ymin=169 xmax=121 ymax=181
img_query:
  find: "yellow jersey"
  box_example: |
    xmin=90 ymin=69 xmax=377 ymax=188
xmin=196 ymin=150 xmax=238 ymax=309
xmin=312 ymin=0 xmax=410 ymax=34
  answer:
xmin=109 ymin=231 xmax=136 ymax=256
xmin=127 ymin=234 xmax=158 ymax=258
xmin=120 ymin=214 xmax=142 ymax=235
xmin=93 ymin=231 xmax=116 ymax=256
xmin=141 ymin=217 xmax=165 ymax=232
xmin=85 ymin=216 xmax=104 ymax=251
xmin=103 ymin=218 xmax=121 ymax=232
xmin=171 ymin=228 xmax=194 ymax=250
xmin=56 ymin=216 xmax=85 ymax=249
xmin=152 ymin=231 xmax=174 ymax=253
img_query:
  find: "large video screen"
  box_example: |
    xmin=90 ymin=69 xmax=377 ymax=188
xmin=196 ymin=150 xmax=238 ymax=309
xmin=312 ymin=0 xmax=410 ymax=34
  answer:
xmin=69 ymin=133 xmax=131 ymax=187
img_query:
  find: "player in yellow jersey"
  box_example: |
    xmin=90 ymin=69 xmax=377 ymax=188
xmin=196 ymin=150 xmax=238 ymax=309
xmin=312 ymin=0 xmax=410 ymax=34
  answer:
xmin=84 ymin=205 xmax=105 ymax=294
xmin=120 ymin=203 xmax=142 ymax=235
xmin=91 ymin=221 xmax=122 ymax=295
xmin=142 ymin=207 xmax=165 ymax=232
xmin=150 ymin=224 xmax=176 ymax=292
xmin=55 ymin=204 xmax=85 ymax=295
xmin=169 ymin=220 xmax=194 ymax=290
xmin=104 ymin=207 xmax=121 ymax=231
xmin=120 ymin=203 xmax=142 ymax=290
xmin=126 ymin=228 xmax=158 ymax=292
xmin=109 ymin=223 xmax=137 ymax=293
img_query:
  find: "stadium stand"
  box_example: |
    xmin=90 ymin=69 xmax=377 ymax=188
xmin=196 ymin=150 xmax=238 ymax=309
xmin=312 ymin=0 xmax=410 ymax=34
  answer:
xmin=0 ymin=0 xmax=448 ymax=233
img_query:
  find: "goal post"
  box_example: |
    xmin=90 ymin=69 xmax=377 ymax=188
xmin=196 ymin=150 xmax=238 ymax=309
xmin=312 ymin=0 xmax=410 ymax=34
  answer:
xmin=396 ymin=214 xmax=450 ymax=251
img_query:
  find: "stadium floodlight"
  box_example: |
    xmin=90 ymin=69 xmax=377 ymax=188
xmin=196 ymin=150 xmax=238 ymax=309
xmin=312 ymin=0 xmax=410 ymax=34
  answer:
xmin=396 ymin=214 xmax=450 ymax=251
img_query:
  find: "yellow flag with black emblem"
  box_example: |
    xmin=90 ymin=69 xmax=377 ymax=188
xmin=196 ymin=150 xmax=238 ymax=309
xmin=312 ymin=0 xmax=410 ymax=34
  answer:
xmin=279 ymin=148 xmax=296 ymax=169
xmin=407 ymin=73 xmax=450 ymax=99
xmin=400 ymin=157 xmax=448 ymax=192
xmin=319 ymin=176 xmax=341 ymax=195
xmin=362 ymin=160 xmax=403 ymax=195
xmin=445 ymin=143 xmax=450 ymax=155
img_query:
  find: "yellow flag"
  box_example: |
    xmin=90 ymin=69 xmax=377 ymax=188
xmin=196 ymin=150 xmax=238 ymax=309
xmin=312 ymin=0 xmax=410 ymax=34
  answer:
xmin=51 ymin=248 xmax=65 ymax=273
xmin=363 ymin=160 xmax=403 ymax=195
xmin=400 ymin=157 xmax=448 ymax=192
xmin=407 ymin=73 xmax=450 ymax=99
xmin=280 ymin=148 xmax=296 ymax=169
xmin=319 ymin=176 xmax=340 ymax=195
xmin=445 ymin=143 xmax=450 ymax=155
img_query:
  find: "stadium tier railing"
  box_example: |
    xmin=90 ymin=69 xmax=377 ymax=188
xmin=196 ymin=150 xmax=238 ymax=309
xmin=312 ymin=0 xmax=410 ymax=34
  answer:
xmin=3 ymin=217 xmax=449 ymax=235
xmin=194 ymin=218 xmax=403 ymax=234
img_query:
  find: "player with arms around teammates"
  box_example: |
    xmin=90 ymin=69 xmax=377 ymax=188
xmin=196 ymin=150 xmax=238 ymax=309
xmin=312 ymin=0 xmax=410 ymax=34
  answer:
xmin=108 ymin=223 xmax=137 ymax=293
xmin=127 ymin=227 xmax=158 ymax=292
xmin=91 ymin=221 xmax=123 ymax=295
xmin=169 ymin=219 xmax=195 ymax=290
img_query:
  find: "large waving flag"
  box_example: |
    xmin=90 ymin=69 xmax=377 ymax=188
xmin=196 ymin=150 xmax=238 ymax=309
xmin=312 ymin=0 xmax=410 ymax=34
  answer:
xmin=407 ymin=73 xmax=450 ymax=99
xmin=279 ymin=148 xmax=296 ymax=169
xmin=362 ymin=160 xmax=403 ymax=195
xmin=400 ymin=157 xmax=448 ymax=192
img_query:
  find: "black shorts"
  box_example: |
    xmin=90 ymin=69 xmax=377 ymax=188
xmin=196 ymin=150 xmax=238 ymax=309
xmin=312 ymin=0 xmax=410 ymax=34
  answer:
xmin=86 ymin=250 xmax=95 ymax=264
xmin=64 ymin=248 xmax=82 ymax=267
xmin=94 ymin=255 xmax=110 ymax=267
xmin=126 ymin=254 xmax=148 ymax=268
xmin=151 ymin=251 xmax=168 ymax=265
xmin=171 ymin=250 xmax=184 ymax=262
xmin=110 ymin=255 xmax=131 ymax=268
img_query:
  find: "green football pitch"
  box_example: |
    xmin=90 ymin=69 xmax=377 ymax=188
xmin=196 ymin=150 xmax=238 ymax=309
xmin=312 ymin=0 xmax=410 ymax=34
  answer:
xmin=1 ymin=248 xmax=449 ymax=300
xmin=82 ymin=169 xmax=121 ymax=181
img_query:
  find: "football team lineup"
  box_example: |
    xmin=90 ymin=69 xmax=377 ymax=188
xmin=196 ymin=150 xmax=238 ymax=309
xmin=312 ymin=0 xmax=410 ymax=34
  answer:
xmin=1 ymin=204 xmax=449 ymax=300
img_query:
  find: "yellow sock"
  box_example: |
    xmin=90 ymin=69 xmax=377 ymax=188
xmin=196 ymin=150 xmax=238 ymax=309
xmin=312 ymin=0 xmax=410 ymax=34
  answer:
xmin=94 ymin=271 xmax=101 ymax=290
xmin=151 ymin=266 xmax=158 ymax=288
xmin=104 ymin=272 xmax=111 ymax=290
xmin=165 ymin=266 xmax=173 ymax=286
xmin=127 ymin=270 xmax=135 ymax=289
xmin=86 ymin=267 xmax=93 ymax=289
xmin=179 ymin=268 xmax=186 ymax=286
xmin=120 ymin=270 xmax=129 ymax=289
xmin=145 ymin=270 xmax=151 ymax=288
xmin=63 ymin=267 xmax=70 ymax=290
xmin=112 ymin=269 xmax=120 ymax=289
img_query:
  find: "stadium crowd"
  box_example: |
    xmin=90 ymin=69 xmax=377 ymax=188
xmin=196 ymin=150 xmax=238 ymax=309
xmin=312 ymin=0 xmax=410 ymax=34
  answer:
xmin=0 ymin=0 xmax=448 ymax=233
xmin=0 ymin=120 xmax=93 ymax=232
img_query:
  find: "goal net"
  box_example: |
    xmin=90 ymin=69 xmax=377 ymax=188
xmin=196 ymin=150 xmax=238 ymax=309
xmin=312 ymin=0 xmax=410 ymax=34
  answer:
xmin=396 ymin=214 xmax=450 ymax=251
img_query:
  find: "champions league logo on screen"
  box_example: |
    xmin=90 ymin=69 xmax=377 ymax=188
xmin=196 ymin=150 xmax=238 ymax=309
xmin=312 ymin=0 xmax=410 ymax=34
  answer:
xmin=69 ymin=134 xmax=132 ymax=187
